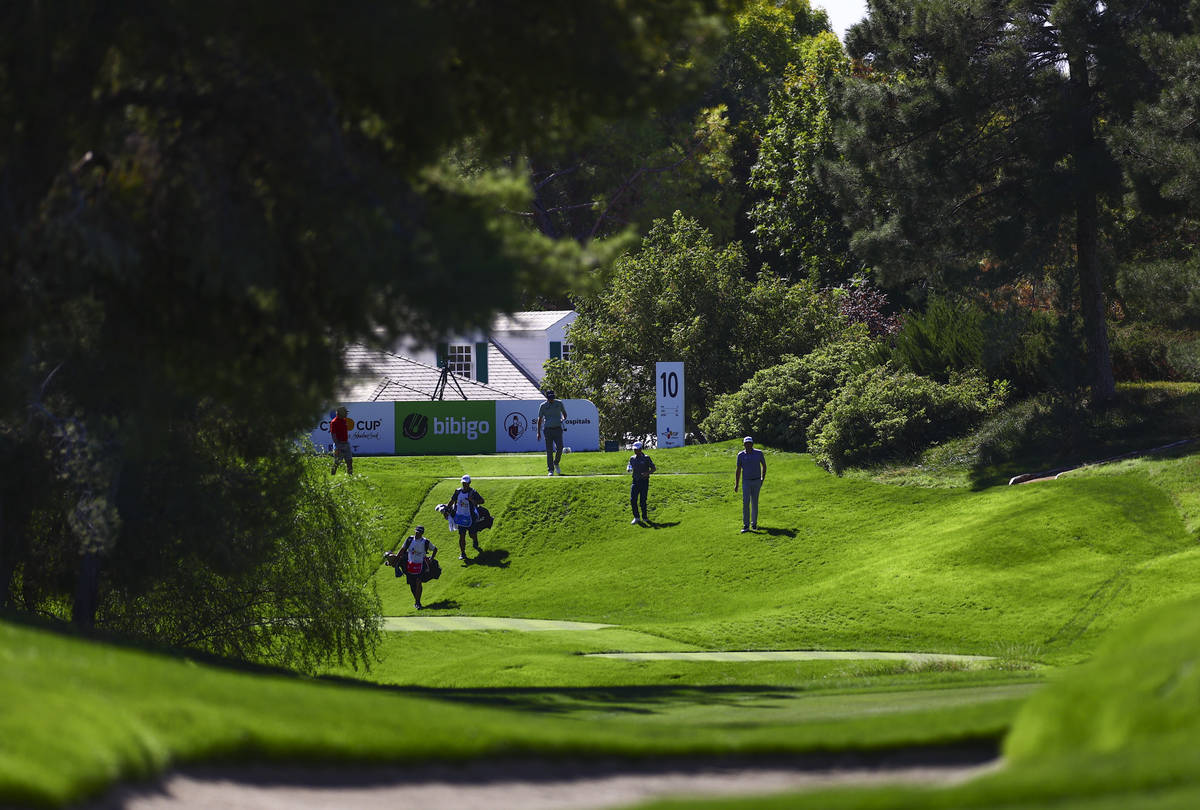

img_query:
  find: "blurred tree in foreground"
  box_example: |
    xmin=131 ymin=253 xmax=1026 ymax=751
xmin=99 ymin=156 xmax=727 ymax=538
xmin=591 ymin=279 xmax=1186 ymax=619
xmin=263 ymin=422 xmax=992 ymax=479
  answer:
xmin=0 ymin=0 xmax=735 ymax=667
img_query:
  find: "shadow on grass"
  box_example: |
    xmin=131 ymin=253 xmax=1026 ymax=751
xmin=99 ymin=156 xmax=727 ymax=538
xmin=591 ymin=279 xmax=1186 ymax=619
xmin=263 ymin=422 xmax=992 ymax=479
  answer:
xmin=411 ymin=684 xmax=804 ymax=716
xmin=641 ymin=521 xmax=680 ymax=529
xmin=757 ymin=526 xmax=797 ymax=538
xmin=419 ymin=599 xmax=461 ymax=611
xmin=939 ymin=386 xmax=1200 ymax=490
xmin=469 ymin=548 xmax=510 ymax=568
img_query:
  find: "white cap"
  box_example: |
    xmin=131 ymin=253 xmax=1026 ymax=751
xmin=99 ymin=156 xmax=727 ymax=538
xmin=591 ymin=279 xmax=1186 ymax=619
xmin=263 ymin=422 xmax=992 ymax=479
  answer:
xmin=461 ymin=474 xmax=471 ymax=483
xmin=632 ymin=441 xmax=643 ymax=450
xmin=743 ymin=436 xmax=754 ymax=444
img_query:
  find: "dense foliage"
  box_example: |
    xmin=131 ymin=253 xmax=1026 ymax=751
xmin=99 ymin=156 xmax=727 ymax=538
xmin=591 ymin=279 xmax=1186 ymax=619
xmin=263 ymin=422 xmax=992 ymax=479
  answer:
xmin=808 ymin=366 xmax=1010 ymax=474
xmin=544 ymin=212 xmax=843 ymax=438
xmin=700 ymin=328 xmax=876 ymax=450
xmin=0 ymin=0 xmax=736 ymax=661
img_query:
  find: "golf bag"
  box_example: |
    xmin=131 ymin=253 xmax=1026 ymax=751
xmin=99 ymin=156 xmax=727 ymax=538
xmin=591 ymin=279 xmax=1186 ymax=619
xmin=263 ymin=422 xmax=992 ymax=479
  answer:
xmin=421 ymin=556 xmax=442 ymax=582
xmin=473 ymin=505 xmax=494 ymax=531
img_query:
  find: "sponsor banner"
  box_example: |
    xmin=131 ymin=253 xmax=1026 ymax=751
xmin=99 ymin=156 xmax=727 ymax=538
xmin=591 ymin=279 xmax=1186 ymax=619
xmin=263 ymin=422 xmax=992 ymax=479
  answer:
xmin=394 ymin=400 xmax=495 ymax=454
xmin=495 ymin=399 xmax=600 ymax=453
xmin=309 ymin=400 xmax=601 ymax=455
xmin=310 ymin=402 xmax=396 ymax=456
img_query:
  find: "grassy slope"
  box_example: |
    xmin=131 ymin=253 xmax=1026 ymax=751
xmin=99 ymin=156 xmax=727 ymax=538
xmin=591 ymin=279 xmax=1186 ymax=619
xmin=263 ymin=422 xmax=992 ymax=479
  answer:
xmin=4 ymin=442 xmax=1199 ymax=806
xmin=369 ymin=443 xmax=1197 ymax=664
xmin=0 ymin=616 xmax=1033 ymax=808
xmin=645 ymin=594 xmax=1200 ymax=810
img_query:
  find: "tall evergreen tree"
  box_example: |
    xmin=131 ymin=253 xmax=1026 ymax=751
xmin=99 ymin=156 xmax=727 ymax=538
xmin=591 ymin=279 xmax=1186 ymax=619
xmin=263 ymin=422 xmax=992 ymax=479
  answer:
xmin=830 ymin=0 xmax=1187 ymax=402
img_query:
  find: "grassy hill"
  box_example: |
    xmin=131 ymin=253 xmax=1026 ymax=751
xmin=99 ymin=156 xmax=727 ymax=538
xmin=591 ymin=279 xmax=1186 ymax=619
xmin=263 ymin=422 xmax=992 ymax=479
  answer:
xmin=3 ymin=441 xmax=1199 ymax=807
xmin=365 ymin=443 xmax=1199 ymax=664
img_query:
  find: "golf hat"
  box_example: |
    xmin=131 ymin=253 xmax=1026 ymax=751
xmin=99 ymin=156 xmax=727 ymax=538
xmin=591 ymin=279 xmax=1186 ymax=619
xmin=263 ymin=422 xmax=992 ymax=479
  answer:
xmin=461 ymin=474 xmax=471 ymax=483
xmin=415 ymin=525 xmax=425 ymax=533
xmin=743 ymin=436 xmax=754 ymax=444
xmin=336 ymin=406 xmax=349 ymax=417
xmin=632 ymin=441 xmax=643 ymax=450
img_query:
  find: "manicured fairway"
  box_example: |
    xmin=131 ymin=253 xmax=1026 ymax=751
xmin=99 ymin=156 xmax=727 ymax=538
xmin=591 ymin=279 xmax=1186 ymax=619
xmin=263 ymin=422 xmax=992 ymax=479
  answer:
xmin=4 ymin=443 xmax=1199 ymax=808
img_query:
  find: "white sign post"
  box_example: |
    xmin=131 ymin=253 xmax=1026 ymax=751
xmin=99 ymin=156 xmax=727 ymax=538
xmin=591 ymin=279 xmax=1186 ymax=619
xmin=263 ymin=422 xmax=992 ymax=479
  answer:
xmin=655 ymin=361 xmax=685 ymax=449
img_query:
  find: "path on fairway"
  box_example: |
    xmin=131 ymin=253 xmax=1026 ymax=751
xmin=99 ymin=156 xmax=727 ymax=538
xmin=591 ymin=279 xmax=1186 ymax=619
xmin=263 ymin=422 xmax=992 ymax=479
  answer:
xmin=89 ymin=750 xmax=1001 ymax=810
xmin=381 ymin=616 xmax=996 ymax=664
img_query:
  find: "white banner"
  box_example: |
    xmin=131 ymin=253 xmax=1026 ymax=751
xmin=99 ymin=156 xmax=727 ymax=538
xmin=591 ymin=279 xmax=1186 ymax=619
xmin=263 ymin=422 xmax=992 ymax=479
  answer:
xmin=310 ymin=402 xmax=396 ymax=456
xmin=494 ymin=399 xmax=601 ymax=453
xmin=655 ymin=361 xmax=685 ymax=448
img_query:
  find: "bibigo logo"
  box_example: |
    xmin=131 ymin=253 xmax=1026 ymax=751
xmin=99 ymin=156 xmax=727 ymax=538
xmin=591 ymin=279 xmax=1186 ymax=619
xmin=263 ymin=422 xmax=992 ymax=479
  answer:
xmin=433 ymin=417 xmax=490 ymax=440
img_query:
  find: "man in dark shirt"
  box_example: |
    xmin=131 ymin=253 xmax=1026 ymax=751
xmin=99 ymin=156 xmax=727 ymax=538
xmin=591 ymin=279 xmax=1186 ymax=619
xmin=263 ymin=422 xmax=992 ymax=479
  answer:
xmin=627 ymin=441 xmax=657 ymax=524
xmin=536 ymin=389 xmax=569 ymax=475
xmin=734 ymin=436 xmax=766 ymax=533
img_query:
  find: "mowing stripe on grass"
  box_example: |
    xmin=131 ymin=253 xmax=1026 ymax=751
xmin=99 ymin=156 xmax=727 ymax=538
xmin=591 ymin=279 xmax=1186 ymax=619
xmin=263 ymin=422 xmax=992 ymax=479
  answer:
xmin=383 ymin=616 xmax=615 ymax=631
xmin=585 ymin=651 xmax=994 ymax=664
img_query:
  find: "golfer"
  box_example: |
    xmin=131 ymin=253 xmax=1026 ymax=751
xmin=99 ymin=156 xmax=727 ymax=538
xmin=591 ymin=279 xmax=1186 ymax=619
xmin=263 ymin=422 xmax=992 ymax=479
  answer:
xmin=627 ymin=441 xmax=656 ymax=524
xmin=446 ymin=474 xmax=485 ymax=561
xmin=329 ymin=406 xmax=353 ymax=475
xmin=734 ymin=436 xmax=766 ymax=533
xmin=536 ymin=389 xmax=568 ymax=475
xmin=398 ymin=526 xmax=437 ymax=611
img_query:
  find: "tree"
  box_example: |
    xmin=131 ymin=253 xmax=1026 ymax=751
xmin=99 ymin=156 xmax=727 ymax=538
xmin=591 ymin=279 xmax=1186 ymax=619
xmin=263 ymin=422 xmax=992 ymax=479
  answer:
xmin=546 ymin=212 xmax=842 ymax=438
xmin=1111 ymin=1 xmax=1200 ymax=330
xmin=521 ymin=0 xmax=832 ymax=252
xmin=0 ymin=1 xmax=736 ymax=660
xmin=748 ymin=31 xmax=856 ymax=282
xmin=830 ymin=0 xmax=1188 ymax=403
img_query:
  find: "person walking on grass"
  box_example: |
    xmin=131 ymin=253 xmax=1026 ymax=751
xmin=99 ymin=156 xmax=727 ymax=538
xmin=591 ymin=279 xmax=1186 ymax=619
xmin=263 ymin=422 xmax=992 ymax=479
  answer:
xmin=734 ymin=436 xmax=766 ymax=533
xmin=329 ymin=405 xmax=353 ymax=475
xmin=446 ymin=474 xmax=485 ymax=562
xmin=627 ymin=441 xmax=656 ymax=524
xmin=536 ymin=389 xmax=568 ymax=475
xmin=398 ymin=526 xmax=436 ymax=611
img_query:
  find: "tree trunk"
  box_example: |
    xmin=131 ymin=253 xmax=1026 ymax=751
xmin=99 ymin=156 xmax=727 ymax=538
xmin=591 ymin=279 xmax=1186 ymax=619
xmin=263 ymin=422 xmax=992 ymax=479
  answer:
xmin=1068 ymin=47 xmax=1116 ymax=404
xmin=1075 ymin=186 xmax=1116 ymax=403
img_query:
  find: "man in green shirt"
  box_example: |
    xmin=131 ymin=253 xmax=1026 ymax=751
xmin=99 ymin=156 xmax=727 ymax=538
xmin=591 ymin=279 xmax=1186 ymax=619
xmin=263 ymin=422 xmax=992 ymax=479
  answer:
xmin=536 ymin=389 xmax=568 ymax=475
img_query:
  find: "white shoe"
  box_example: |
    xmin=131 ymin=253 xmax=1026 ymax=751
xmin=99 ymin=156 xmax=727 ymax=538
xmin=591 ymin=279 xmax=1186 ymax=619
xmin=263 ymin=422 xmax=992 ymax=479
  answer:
xmin=631 ymin=518 xmax=640 ymax=524
xmin=547 ymin=471 xmax=555 ymax=476
xmin=554 ymin=464 xmax=562 ymax=475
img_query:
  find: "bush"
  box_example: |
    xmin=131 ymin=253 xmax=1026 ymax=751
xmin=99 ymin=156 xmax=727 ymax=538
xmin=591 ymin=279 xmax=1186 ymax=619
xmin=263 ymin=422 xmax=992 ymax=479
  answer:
xmin=891 ymin=296 xmax=984 ymax=380
xmin=808 ymin=365 xmax=1010 ymax=474
xmin=1116 ymin=258 xmax=1200 ymax=329
xmin=700 ymin=328 xmax=878 ymax=450
xmin=893 ymin=297 xmax=1086 ymax=396
xmin=1110 ymin=323 xmax=1200 ymax=382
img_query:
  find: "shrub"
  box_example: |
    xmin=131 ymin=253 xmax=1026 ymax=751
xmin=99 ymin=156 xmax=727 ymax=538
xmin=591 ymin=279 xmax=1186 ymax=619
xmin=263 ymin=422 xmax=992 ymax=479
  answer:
xmin=891 ymin=296 xmax=984 ymax=381
xmin=1110 ymin=323 xmax=1200 ymax=382
xmin=893 ymin=298 xmax=1086 ymax=396
xmin=1116 ymin=258 xmax=1200 ymax=329
xmin=700 ymin=328 xmax=877 ymax=450
xmin=808 ymin=365 xmax=1010 ymax=473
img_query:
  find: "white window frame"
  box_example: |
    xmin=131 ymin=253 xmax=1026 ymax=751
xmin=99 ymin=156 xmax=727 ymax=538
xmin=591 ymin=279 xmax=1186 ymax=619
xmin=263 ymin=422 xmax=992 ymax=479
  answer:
xmin=447 ymin=344 xmax=473 ymax=378
xmin=560 ymin=342 xmax=574 ymax=363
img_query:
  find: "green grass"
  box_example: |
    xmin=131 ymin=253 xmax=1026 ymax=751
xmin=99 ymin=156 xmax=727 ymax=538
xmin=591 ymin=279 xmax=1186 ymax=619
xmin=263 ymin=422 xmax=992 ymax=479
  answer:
xmin=366 ymin=444 xmax=1198 ymax=664
xmin=644 ymin=595 xmax=1200 ymax=809
xmin=4 ymin=440 xmax=1200 ymax=806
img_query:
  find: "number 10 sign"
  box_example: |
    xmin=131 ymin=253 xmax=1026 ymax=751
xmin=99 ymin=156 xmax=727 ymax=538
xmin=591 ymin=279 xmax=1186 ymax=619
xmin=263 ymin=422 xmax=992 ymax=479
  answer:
xmin=655 ymin=361 xmax=685 ymax=449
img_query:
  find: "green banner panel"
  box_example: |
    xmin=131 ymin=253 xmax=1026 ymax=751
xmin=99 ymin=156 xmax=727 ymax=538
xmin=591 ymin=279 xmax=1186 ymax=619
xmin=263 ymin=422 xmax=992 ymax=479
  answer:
xmin=393 ymin=401 xmax=495 ymax=454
